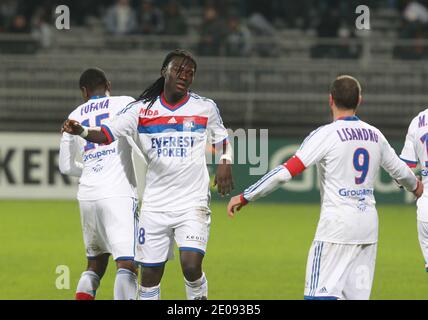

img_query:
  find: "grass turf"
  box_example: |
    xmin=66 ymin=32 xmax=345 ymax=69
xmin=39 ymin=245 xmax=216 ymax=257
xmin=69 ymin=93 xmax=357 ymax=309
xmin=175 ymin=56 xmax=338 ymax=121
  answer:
xmin=0 ymin=200 xmax=426 ymax=300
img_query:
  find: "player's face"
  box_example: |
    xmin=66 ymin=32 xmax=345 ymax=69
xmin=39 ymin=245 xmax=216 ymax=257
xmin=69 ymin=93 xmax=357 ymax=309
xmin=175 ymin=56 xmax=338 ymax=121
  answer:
xmin=163 ymin=57 xmax=195 ymax=96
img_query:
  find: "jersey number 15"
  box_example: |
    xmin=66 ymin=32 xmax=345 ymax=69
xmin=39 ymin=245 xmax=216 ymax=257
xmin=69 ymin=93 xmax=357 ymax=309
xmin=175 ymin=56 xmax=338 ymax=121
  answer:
xmin=81 ymin=113 xmax=110 ymax=152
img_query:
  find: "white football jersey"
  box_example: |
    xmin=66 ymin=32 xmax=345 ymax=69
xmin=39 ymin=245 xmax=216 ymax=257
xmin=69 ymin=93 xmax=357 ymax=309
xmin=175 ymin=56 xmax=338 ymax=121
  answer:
xmin=101 ymin=92 xmax=229 ymax=212
xmin=244 ymin=116 xmax=417 ymax=244
xmin=400 ymin=109 xmax=428 ymax=222
xmin=59 ymin=95 xmax=138 ymax=201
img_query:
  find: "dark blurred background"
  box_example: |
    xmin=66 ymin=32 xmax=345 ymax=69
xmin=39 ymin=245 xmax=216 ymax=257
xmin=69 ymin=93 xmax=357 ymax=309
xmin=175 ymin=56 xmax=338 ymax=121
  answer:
xmin=1 ymin=0 xmax=428 ymax=138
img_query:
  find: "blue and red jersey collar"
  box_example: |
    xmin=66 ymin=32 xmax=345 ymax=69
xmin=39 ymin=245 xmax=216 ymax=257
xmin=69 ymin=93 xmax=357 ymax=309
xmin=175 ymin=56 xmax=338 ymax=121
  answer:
xmin=89 ymin=95 xmax=107 ymax=100
xmin=336 ymin=115 xmax=359 ymax=121
xmin=160 ymin=92 xmax=190 ymax=111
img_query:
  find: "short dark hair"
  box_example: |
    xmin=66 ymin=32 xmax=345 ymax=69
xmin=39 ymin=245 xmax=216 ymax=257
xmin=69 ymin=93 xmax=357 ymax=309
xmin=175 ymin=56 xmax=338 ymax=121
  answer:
xmin=330 ymin=75 xmax=362 ymax=110
xmin=79 ymin=68 xmax=108 ymax=92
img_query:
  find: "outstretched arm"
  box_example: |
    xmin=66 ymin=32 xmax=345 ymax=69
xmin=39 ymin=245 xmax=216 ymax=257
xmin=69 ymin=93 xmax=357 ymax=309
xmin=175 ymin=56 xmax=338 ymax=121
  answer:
xmin=381 ymin=134 xmax=423 ymax=198
xmin=227 ymin=156 xmax=305 ymax=217
xmin=61 ymin=119 xmax=109 ymax=144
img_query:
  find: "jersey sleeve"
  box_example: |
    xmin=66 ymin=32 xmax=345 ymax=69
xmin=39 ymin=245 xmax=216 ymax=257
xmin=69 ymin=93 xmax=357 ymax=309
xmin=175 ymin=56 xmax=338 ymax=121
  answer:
xmin=101 ymin=102 xmax=140 ymax=144
xmin=110 ymin=96 xmax=137 ymax=117
xmin=295 ymin=125 xmax=333 ymax=168
xmin=207 ymin=101 xmax=229 ymax=145
xmin=243 ymin=165 xmax=292 ymax=202
xmin=400 ymin=118 xmax=418 ymax=168
xmin=59 ymin=132 xmax=83 ymax=177
xmin=241 ymin=127 xmax=330 ymax=203
xmin=381 ymin=133 xmax=417 ymax=192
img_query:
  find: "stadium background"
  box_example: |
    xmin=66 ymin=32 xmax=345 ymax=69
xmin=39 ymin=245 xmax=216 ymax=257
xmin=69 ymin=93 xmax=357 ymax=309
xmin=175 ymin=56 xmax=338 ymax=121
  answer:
xmin=1 ymin=0 xmax=428 ymax=299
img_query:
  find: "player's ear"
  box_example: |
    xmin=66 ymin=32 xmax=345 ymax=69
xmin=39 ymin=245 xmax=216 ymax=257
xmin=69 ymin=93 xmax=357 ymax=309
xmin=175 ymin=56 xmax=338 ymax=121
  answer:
xmin=106 ymin=81 xmax=112 ymax=95
xmin=329 ymin=94 xmax=334 ymax=107
xmin=81 ymin=87 xmax=88 ymax=101
xmin=358 ymin=95 xmax=363 ymax=106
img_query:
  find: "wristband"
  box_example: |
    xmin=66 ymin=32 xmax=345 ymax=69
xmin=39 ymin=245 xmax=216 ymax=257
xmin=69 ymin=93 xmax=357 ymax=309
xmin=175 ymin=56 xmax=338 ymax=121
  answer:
xmin=79 ymin=126 xmax=89 ymax=138
xmin=220 ymin=154 xmax=232 ymax=163
xmin=240 ymin=194 xmax=249 ymax=205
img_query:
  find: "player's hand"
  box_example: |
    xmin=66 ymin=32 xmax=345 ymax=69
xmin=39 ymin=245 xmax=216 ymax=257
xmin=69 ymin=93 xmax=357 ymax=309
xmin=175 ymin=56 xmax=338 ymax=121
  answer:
xmin=227 ymin=195 xmax=246 ymax=218
xmin=214 ymin=161 xmax=234 ymax=197
xmin=413 ymin=179 xmax=424 ymax=199
xmin=61 ymin=119 xmax=84 ymax=135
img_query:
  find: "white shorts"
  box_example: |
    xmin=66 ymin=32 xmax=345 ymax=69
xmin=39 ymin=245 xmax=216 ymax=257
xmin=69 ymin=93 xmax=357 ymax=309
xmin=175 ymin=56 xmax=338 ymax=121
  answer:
xmin=79 ymin=197 xmax=138 ymax=261
xmin=134 ymin=207 xmax=211 ymax=266
xmin=417 ymin=220 xmax=428 ymax=271
xmin=304 ymin=241 xmax=377 ymax=300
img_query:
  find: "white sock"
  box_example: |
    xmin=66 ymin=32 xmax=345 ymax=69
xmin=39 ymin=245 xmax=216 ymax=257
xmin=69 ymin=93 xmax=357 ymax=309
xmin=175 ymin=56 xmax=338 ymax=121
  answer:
xmin=185 ymin=272 xmax=208 ymax=300
xmin=114 ymin=268 xmax=138 ymax=300
xmin=138 ymin=284 xmax=161 ymax=300
xmin=76 ymin=271 xmax=100 ymax=300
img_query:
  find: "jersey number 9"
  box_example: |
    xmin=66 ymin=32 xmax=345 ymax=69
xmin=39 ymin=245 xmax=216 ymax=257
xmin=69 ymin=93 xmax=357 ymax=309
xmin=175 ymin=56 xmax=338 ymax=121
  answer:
xmin=354 ymin=148 xmax=369 ymax=185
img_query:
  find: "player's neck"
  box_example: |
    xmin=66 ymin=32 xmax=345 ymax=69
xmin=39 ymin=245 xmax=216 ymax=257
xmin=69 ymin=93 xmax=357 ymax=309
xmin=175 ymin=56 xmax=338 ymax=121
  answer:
xmin=333 ymin=109 xmax=356 ymax=121
xmin=88 ymin=90 xmax=109 ymax=100
xmin=162 ymin=91 xmax=187 ymax=106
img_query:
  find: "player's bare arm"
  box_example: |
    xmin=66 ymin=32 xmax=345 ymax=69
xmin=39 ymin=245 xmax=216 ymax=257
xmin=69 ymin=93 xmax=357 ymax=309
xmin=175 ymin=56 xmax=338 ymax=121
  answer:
xmin=61 ymin=119 xmax=108 ymax=144
xmin=214 ymin=160 xmax=234 ymax=197
xmin=213 ymin=141 xmax=234 ymax=196
xmin=413 ymin=178 xmax=424 ymax=199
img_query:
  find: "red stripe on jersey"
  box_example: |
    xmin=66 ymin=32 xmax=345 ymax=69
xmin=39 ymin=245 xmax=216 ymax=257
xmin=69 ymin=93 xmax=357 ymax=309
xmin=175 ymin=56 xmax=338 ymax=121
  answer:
xmin=407 ymin=163 xmax=417 ymax=168
xmin=283 ymin=156 xmax=306 ymax=177
xmin=139 ymin=116 xmax=208 ymax=127
xmin=100 ymin=125 xmax=113 ymax=145
xmin=75 ymin=292 xmax=95 ymax=300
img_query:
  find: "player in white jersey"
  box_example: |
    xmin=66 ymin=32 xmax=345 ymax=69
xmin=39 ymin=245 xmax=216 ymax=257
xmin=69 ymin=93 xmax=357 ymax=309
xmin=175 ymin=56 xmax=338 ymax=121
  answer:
xmin=61 ymin=50 xmax=234 ymax=300
xmin=228 ymin=76 xmax=423 ymax=300
xmin=400 ymin=109 xmax=428 ymax=272
xmin=59 ymin=68 xmax=139 ymax=300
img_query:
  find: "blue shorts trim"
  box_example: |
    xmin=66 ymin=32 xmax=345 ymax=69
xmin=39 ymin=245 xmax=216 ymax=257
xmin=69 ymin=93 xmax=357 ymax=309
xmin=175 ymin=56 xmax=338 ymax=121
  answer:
xmin=179 ymin=247 xmax=206 ymax=255
xmin=115 ymin=256 xmax=135 ymax=261
xmin=304 ymin=295 xmax=338 ymax=300
xmin=137 ymin=261 xmax=167 ymax=267
xmin=87 ymin=256 xmax=98 ymax=260
xmin=86 ymin=254 xmax=109 ymax=260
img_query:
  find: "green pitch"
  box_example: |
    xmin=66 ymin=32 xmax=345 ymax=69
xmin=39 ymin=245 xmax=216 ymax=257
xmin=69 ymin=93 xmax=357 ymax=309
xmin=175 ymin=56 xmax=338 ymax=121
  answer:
xmin=0 ymin=200 xmax=427 ymax=300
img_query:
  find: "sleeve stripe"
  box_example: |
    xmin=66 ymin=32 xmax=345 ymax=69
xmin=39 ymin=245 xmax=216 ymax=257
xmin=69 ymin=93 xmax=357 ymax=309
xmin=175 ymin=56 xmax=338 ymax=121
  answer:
xmin=284 ymin=156 xmax=306 ymax=177
xmin=244 ymin=166 xmax=283 ymax=195
xmin=400 ymin=157 xmax=418 ymax=168
xmin=100 ymin=124 xmax=114 ymax=144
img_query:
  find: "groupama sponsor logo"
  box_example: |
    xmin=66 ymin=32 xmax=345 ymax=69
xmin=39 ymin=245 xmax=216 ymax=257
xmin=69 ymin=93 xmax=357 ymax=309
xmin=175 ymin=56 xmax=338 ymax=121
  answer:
xmin=338 ymin=188 xmax=374 ymax=197
xmin=83 ymin=148 xmax=116 ymax=162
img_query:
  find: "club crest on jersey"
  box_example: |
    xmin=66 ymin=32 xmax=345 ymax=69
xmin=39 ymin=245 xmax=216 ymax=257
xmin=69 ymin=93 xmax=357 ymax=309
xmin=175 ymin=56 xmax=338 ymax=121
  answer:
xmin=183 ymin=118 xmax=195 ymax=130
